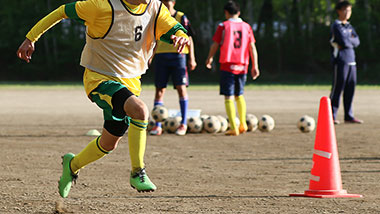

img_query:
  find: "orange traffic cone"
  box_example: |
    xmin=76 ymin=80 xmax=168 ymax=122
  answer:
xmin=290 ymin=96 xmax=362 ymax=198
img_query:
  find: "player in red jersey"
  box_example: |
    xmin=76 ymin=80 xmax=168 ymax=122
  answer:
xmin=206 ymin=0 xmax=259 ymax=136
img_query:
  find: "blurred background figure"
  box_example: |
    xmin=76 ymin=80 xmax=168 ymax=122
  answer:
xmin=329 ymin=0 xmax=362 ymax=124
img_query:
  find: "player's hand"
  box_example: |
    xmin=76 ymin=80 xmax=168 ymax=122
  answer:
xmin=188 ymin=59 xmax=197 ymax=71
xmin=17 ymin=38 xmax=35 ymax=63
xmin=205 ymin=58 xmax=213 ymax=69
xmin=251 ymin=67 xmax=260 ymax=80
xmin=170 ymin=35 xmax=190 ymax=53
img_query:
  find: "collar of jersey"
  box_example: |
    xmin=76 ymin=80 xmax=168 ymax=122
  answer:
xmin=228 ymin=18 xmax=243 ymax=22
xmin=335 ymin=19 xmax=350 ymax=25
xmin=123 ymin=0 xmax=147 ymax=14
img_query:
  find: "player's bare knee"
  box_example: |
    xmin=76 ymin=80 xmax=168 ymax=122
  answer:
xmin=225 ymin=96 xmax=233 ymax=100
xmin=134 ymin=102 xmax=149 ymax=120
xmin=124 ymin=97 xmax=149 ymax=120
xmin=176 ymin=85 xmax=187 ymax=97
xmin=155 ymin=88 xmax=166 ymax=100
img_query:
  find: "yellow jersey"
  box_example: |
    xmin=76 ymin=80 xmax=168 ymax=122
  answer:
xmin=26 ymin=0 xmax=188 ymax=97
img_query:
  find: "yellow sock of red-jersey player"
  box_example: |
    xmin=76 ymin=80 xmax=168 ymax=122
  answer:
xmin=225 ymin=99 xmax=237 ymax=131
xmin=235 ymin=95 xmax=247 ymax=130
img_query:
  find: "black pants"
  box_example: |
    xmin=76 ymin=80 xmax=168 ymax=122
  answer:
xmin=329 ymin=61 xmax=357 ymax=121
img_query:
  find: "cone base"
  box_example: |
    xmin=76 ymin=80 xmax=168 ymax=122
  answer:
xmin=290 ymin=189 xmax=363 ymax=198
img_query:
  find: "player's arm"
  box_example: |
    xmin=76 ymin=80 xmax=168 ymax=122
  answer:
xmin=206 ymin=24 xmax=224 ymax=69
xmin=249 ymin=42 xmax=259 ymax=80
xmin=181 ymin=15 xmax=197 ymax=71
xmin=17 ymin=5 xmax=67 ymax=62
xmin=17 ymin=1 xmax=100 ymax=63
xmin=247 ymin=26 xmax=259 ymax=79
xmin=332 ymin=24 xmax=353 ymax=49
xmin=155 ymin=4 xmax=189 ymax=53
xmin=350 ymin=27 xmax=360 ymax=48
xmin=205 ymin=42 xmax=219 ymax=70
xmin=188 ymin=36 xmax=197 ymax=71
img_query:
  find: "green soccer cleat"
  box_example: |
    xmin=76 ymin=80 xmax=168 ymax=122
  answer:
xmin=58 ymin=153 xmax=78 ymax=198
xmin=130 ymin=168 xmax=157 ymax=192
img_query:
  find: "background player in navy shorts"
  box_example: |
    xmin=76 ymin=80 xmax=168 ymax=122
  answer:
xmin=150 ymin=0 xmax=197 ymax=136
xmin=330 ymin=1 xmax=362 ymax=124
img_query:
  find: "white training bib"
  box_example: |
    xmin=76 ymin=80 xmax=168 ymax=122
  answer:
xmin=80 ymin=0 xmax=161 ymax=78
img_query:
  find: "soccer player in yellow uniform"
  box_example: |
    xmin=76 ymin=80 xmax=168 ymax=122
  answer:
xmin=17 ymin=0 xmax=190 ymax=198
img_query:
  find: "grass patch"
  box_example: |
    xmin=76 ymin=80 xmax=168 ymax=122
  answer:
xmin=0 ymin=82 xmax=378 ymax=90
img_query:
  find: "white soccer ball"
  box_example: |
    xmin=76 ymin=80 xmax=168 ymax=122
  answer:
xmin=151 ymin=105 xmax=168 ymax=122
xmin=147 ymin=117 xmax=156 ymax=131
xmin=297 ymin=115 xmax=315 ymax=133
xmin=226 ymin=117 xmax=241 ymax=129
xmin=200 ymin=115 xmax=210 ymax=133
xmin=203 ymin=116 xmax=221 ymax=133
xmin=162 ymin=119 xmax=169 ymax=133
xmin=187 ymin=117 xmax=203 ymax=133
xmin=166 ymin=117 xmax=182 ymax=133
xmin=217 ymin=115 xmax=228 ymax=133
xmin=200 ymin=114 xmax=209 ymax=122
xmin=258 ymin=115 xmax=275 ymax=132
xmin=246 ymin=114 xmax=258 ymax=132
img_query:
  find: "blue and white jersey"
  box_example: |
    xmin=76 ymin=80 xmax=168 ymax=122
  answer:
xmin=330 ymin=20 xmax=360 ymax=65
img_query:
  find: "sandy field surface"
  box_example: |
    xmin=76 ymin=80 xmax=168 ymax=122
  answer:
xmin=0 ymin=87 xmax=379 ymax=213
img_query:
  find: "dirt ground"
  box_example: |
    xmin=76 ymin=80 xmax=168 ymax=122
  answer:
xmin=0 ymin=87 xmax=379 ymax=214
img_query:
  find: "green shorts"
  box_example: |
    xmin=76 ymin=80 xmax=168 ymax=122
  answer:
xmin=89 ymin=80 xmax=131 ymax=122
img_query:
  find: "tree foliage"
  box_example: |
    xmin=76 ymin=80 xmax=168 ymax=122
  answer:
xmin=2 ymin=0 xmax=379 ymax=83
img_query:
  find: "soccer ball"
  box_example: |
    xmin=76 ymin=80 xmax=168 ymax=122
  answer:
xmin=226 ymin=117 xmax=240 ymax=129
xmin=246 ymin=114 xmax=258 ymax=132
xmin=162 ymin=119 xmax=169 ymax=132
xmin=297 ymin=115 xmax=315 ymax=133
xmin=258 ymin=115 xmax=275 ymax=132
xmin=166 ymin=117 xmax=182 ymax=133
xmin=147 ymin=117 xmax=156 ymax=131
xmin=199 ymin=115 xmax=209 ymax=133
xmin=187 ymin=117 xmax=203 ymax=133
xmin=151 ymin=105 xmax=168 ymax=122
xmin=217 ymin=115 xmax=228 ymax=133
xmin=203 ymin=116 xmax=221 ymax=133
xmin=200 ymin=114 xmax=209 ymax=122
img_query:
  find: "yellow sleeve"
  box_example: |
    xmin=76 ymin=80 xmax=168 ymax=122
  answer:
xmin=26 ymin=5 xmax=67 ymax=42
xmin=70 ymin=0 xmax=112 ymax=38
xmin=75 ymin=0 xmax=102 ymax=28
xmin=25 ymin=0 xmax=109 ymax=42
xmin=155 ymin=4 xmax=188 ymax=42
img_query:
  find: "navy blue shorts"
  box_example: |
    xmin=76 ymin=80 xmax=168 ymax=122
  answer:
xmin=154 ymin=53 xmax=188 ymax=88
xmin=219 ymin=70 xmax=247 ymax=96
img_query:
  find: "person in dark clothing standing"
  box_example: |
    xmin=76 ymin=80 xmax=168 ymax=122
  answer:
xmin=330 ymin=1 xmax=362 ymax=124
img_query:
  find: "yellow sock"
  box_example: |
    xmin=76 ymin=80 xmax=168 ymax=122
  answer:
xmin=225 ymin=99 xmax=237 ymax=131
xmin=70 ymin=136 xmax=110 ymax=174
xmin=128 ymin=119 xmax=148 ymax=173
xmin=236 ymin=95 xmax=247 ymax=129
